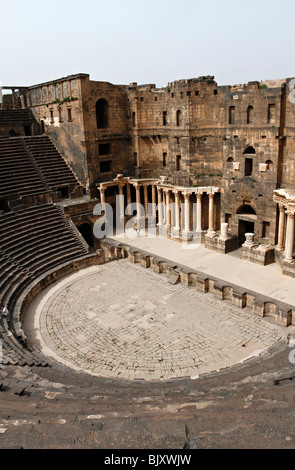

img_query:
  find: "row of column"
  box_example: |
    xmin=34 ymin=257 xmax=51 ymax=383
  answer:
xmin=99 ymin=183 xmax=217 ymax=234
xmin=155 ymin=187 xmax=215 ymax=234
xmin=277 ymin=204 xmax=295 ymax=261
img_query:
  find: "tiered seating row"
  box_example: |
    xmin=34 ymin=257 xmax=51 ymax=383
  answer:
xmin=0 ymin=109 xmax=35 ymax=126
xmin=0 ymin=139 xmax=48 ymax=199
xmin=23 ymin=136 xmax=81 ymax=190
xmin=0 ymin=203 xmax=89 ymax=366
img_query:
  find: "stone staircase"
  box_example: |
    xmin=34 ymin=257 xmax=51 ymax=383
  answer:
xmin=22 ymin=136 xmax=82 ymax=197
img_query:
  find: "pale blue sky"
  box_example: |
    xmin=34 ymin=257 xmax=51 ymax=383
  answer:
xmin=1 ymin=0 xmax=294 ymax=88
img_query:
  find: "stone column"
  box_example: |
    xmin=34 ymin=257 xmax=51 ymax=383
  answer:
xmin=152 ymin=185 xmax=157 ymax=219
xmin=173 ymin=190 xmax=180 ymax=231
xmin=243 ymin=233 xmax=255 ymax=247
xmin=184 ymin=192 xmax=190 ymax=233
xmin=143 ymin=185 xmax=149 ymax=220
xmin=135 ymin=184 xmax=141 ymax=222
xmin=157 ymin=187 xmax=163 ymax=226
xmin=220 ymin=223 xmax=229 ymax=240
xmin=285 ymin=211 xmax=295 ymax=261
xmin=118 ymin=184 xmax=125 ymax=220
xmin=164 ymin=189 xmax=171 ymax=228
xmin=196 ymin=193 xmax=202 ymax=232
xmin=277 ymin=204 xmax=286 ymax=251
xmin=126 ymin=183 xmax=132 ymax=216
xmin=100 ymin=187 xmax=106 ymax=210
xmin=208 ymin=193 xmax=215 ymax=233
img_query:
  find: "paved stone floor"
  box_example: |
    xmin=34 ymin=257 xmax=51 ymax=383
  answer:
xmin=24 ymin=260 xmax=286 ymax=382
xmin=114 ymin=229 xmax=295 ymax=305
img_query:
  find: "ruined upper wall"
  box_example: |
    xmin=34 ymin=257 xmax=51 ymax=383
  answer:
xmin=127 ymin=76 xmax=286 ymax=131
xmin=26 ymin=74 xmax=89 ymax=190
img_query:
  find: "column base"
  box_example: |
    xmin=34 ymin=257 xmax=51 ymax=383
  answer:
xmin=194 ymin=230 xmax=206 ymax=244
xmin=182 ymin=230 xmax=193 ymax=242
xmin=158 ymin=224 xmax=169 ymax=238
xmin=206 ymin=230 xmax=218 ymax=239
xmin=171 ymin=226 xmax=181 ymax=239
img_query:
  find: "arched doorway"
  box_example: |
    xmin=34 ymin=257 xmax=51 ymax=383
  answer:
xmin=77 ymin=223 xmax=94 ymax=248
xmin=237 ymin=204 xmax=257 ymax=246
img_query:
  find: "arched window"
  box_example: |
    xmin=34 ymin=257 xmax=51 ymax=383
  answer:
xmin=96 ymin=99 xmax=109 ymax=129
xmin=243 ymin=147 xmax=255 ymax=176
xmin=266 ymin=160 xmax=273 ymax=171
xmin=176 ymin=110 xmax=181 ymax=127
xmin=237 ymin=204 xmax=256 ymax=215
xmin=226 ymin=157 xmax=234 ymax=163
xmin=247 ymin=106 xmax=254 ymax=124
xmin=243 ymin=146 xmax=256 ymax=155
xmin=163 ymin=152 xmax=167 ymax=167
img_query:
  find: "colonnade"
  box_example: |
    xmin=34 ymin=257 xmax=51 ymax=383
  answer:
xmin=98 ymin=177 xmax=220 ymax=237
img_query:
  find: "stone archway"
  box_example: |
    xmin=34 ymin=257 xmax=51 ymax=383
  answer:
xmin=77 ymin=222 xmax=94 ymax=248
xmin=237 ymin=204 xmax=257 ymax=246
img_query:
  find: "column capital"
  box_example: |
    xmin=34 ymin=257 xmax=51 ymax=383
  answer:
xmin=208 ymin=192 xmax=215 ymax=200
xmin=286 ymin=210 xmax=295 ymax=219
xmin=279 ymin=203 xmax=286 ymax=213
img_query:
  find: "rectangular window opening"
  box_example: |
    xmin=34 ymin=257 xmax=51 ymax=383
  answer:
xmin=99 ymin=143 xmax=111 ymax=155
xmin=176 ymin=155 xmax=181 ymax=171
xmin=163 ymin=111 xmax=167 ymax=126
xmin=100 ymin=160 xmax=112 ymax=173
xmin=229 ymin=106 xmax=235 ymax=125
xmin=163 ymin=152 xmax=167 ymax=167
xmin=245 ymin=158 xmax=253 ymax=176
xmin=268 ymin=104 xmax=275 ymax=124
xmin=67 ymin=108 xmax=72 ymax=121
xmin=262 ymin=221 xmax=270 ymax=239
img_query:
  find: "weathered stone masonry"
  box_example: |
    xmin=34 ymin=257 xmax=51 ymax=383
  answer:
xmin=23 ymin=74 xmax=295 ymax=276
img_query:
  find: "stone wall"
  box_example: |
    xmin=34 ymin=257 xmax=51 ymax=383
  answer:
xmin=27 ymin=74 xmax=89 ymax=192
xmin=26 ymin=73 xmax=295 ymax=247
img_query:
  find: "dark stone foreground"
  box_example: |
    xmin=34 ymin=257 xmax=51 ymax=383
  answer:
xmin=0 ymin=337 xmax=295 ymax=450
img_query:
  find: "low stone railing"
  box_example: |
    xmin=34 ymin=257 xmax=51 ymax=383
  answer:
xmin=100 ymin=238 xmax=294 ymax=327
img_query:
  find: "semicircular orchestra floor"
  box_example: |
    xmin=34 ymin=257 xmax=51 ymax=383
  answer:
xmin=24 ymin=260 xmax=285 ymax=381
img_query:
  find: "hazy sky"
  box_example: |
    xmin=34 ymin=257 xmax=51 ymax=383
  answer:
xmin=1 ymin=0 xmax=294 ymax=88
